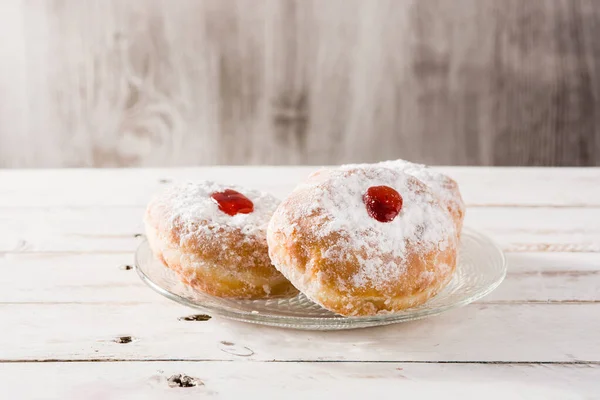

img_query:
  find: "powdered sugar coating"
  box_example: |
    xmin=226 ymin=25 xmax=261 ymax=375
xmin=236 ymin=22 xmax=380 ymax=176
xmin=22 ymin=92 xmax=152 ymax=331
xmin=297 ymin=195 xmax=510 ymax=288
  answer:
xmin=145 ymin=181 xmax=296 ymax=299
xmin=271 ymin=166 xmax=456 ymax=292
xmin=149 ymin=181 xmax=280 ymax=246
xmin=377 ymin=159 xmax=463 ymax=211
xmin=335 ymin=159 xmax=465 ymax=237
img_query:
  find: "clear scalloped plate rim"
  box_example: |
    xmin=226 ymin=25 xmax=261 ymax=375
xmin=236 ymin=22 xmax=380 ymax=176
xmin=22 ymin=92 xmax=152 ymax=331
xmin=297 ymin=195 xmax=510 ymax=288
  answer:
xmin=135 ymin=227 xmax=507 ymax=329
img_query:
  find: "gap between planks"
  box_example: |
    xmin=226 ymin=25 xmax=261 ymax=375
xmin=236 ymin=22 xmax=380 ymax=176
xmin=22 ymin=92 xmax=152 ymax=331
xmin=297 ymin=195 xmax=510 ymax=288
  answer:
xmin=0 ymin=359 xmax=598 ymax=365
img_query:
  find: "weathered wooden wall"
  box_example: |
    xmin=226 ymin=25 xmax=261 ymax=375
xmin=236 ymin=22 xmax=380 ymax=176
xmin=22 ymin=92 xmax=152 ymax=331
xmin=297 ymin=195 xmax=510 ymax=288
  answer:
xmin=0 ymin=0 xmax=599 ymax=167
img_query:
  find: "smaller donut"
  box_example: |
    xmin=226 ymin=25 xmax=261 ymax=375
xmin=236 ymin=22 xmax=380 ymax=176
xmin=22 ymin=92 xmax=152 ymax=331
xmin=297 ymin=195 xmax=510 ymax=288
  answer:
xmin=377 ymin=160 xmax=465 ymax=237
xmin=268 ymin=166 xmax=458 ymax=316
xmin=144 ymin=181 xmax=297 ymax=299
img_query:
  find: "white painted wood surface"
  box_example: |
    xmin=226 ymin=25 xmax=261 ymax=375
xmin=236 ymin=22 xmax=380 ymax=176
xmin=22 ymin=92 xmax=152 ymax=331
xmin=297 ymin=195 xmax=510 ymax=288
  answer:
xmin=1 ymin=303 xmax=598 ymax=362
xmin=1 ymin=167 xmax=599 ymax=207
xmin=0 ymin=167 xmax=599 ymax=398
xmin=1 ymin=362 xmax=598 ymax=400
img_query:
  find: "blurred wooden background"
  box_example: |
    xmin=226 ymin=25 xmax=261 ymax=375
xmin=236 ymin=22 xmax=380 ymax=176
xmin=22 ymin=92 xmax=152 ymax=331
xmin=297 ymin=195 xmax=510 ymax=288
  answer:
xmin=0 ymin=0 xmax=599 ymax=167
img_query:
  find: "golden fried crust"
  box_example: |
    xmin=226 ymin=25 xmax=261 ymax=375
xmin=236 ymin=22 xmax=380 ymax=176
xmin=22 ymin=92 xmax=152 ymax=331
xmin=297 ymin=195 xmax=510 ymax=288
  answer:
xmin=267 ymin=168 xmax=458 ymax=316
xmin=144 ymin=187 xmax=297 ymax=299
xmin=439 ymin=176 xmax=465 ymax=237
xmin=268 ymin=213 xmax=457 ymax=316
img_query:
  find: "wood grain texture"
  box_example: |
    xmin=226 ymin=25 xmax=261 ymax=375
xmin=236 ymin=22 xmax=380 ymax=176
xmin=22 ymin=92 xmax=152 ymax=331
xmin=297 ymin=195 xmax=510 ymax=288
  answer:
xmin=1 ymin=302 xmax=599 ymax=362
xmin=1 ymin=362 xmax=598 ymax=400
xmin=0 ymin=167 xmax=598 ymax=397
xmin=0 ymin=167 xmax=599 ymax=207
xmin=0 ymin=0 xmax=599 ymax=167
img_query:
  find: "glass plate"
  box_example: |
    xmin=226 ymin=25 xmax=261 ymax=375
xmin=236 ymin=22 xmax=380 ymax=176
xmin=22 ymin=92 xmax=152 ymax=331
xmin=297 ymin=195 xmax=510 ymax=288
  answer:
xmin=135 ymin=227 xmax=506 ymax=330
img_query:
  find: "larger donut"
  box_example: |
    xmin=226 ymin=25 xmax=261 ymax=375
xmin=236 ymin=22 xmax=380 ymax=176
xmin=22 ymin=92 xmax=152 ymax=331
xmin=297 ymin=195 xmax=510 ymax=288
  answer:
xmin=267 ymin=166 xmax=458 ymax=316
xmin=144 ymin=181 xmax=297 ymax=299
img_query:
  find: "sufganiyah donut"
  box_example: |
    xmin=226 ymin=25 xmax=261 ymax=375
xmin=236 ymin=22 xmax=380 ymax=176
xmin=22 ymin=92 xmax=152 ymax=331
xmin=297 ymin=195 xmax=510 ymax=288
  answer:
xmin=145 ymin=181 xmax=296 ymax=299
xmin=267 ymin=165 xmax=457 ymax=316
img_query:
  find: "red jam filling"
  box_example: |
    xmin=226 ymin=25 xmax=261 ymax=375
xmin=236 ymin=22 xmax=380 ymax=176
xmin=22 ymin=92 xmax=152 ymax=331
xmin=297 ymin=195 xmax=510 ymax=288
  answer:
xmin=210 ymin=189 xmax=254 ymax=216
xmin=363 ymin=185 xmax=403 ymax=223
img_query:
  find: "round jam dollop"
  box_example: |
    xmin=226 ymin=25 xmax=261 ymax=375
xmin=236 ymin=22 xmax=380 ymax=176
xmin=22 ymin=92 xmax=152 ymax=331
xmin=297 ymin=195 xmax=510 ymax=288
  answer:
xmin=211 ymin=189 xmax=254 ymax=216
xmin=363 ymin=185 xmax=403 ymax=223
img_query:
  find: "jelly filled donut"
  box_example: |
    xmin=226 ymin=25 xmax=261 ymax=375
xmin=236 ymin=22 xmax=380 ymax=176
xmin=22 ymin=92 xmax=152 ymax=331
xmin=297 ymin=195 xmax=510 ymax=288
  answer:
xmin=267 ymin=166 xmax=458 ymax=316
xmin=378 ymin=159 xmax=465 ymax=237
xmin=144 ymin=181 xmax=297 ymax=299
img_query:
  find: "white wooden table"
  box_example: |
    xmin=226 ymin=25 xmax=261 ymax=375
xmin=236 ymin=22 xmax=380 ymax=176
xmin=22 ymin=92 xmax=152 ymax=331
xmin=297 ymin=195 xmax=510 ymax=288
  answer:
xmin=1 ymin=167 xmax=599 ymax=399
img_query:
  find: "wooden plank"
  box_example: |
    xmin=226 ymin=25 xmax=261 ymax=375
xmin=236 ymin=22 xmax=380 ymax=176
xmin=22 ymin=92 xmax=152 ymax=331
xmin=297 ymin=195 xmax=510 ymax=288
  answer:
xmin=0 ymin=205 xmax=598 ymax=253
xmin=0 ymin=361 xmax=597 ymax=399
xmin=465 ymin=208 xmax=600 ymax=252
xmin=1 ymin=253 xmax=598 ymax=304
xmin=1 ymin=167 xmax=600 ymax=207
xmin=0 ymin=302 xmax=598 ymax=362
xmin=491 ymin=252 xmax=600 ymax=303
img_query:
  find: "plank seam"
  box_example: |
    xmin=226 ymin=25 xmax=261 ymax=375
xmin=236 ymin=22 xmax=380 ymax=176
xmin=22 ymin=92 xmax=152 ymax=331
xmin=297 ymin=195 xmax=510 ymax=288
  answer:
xmin=0 ymin=359 xmax=597 ymax=365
